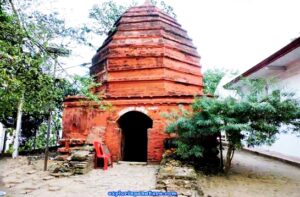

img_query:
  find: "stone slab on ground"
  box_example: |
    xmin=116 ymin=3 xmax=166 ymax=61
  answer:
xmin=49 ymin=145 xmax=94 ymax=176
xmin=156 ymin=157 xmax=204 ymax=197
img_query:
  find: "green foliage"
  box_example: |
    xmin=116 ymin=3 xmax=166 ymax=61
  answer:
xmin=0 ymin=1 xmax=99 ymax=151
xmin=22 ymin=112 xmax=59 ymax=151
xmin=0 ymin=6 xmax=49 ymax=120
xmin=151 ymin=0 xmax=177 ymax=18
xmin=73 ymin=75 xmax=101 ymax=102
xmin=88 ymin=1 xmax=130 ymax=36
xmin=165 ymin=101 xmax=221 ymax=162
xmin=166 ymin=79 xmax=300 ymax=172
xmin=203 ymin=68 xmax=225 ymax=95
xmin=73 ymin=75 xmax=112 ymax=110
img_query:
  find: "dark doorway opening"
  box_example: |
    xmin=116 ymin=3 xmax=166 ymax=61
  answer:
xmin=118 ymin=111 xmax=153 ymax=162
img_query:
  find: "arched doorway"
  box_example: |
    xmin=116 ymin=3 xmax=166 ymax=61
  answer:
xmin=118 ymin=111 xmax=153 ymax=162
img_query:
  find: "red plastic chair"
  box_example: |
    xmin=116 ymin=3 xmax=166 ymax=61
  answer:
xmin=93 ymin=141 xmax=113 ymax=170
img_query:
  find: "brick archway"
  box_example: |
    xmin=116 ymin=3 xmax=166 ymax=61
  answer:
xmin=117 ymin=111 xmax=153 ymax=162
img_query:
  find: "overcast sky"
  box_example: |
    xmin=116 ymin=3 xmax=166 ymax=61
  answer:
xmin=43 ymin=0 xmax=300 ymax=76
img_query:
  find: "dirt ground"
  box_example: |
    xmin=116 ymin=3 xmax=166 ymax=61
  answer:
xmin=0 ymin=157 xmax=158 ymax=197
xmin=1 ymin=151 xmax=300 ymax=197
xmin=198 ymin=150 xmax=300 ymax=197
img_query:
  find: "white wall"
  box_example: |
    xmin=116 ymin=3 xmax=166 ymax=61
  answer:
xmin=221 ymin=60 xmax=300 ymax=158
xmin=276 ymin=63 xmax=300 ymax=98
xmin=0 ymin=123 xmax=15 ymax=154
xmin=255 ymin=132 xmax=300 ymax=158
xmin=252 ymin=61 xmax=300 ymax=158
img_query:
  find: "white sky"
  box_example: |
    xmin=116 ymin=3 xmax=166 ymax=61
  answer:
xmin=43 ymin=0 xmax=300 ymax=76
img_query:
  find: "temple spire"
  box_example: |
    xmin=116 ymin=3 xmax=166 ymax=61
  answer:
xmin=143 ymin=0 xmax=152 ymax=6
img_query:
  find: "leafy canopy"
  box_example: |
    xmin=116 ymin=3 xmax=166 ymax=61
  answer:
xmin=165 ymin=79 xmax=300 ymax=169
xmin=0 ymin=1 xmax=101 ymax=150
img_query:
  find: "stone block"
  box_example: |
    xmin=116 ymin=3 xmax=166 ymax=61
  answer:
xmin=156 ymin=157 xmax=203 ymax=197
xmin=71 ymin=151 xmax=90 ymax=161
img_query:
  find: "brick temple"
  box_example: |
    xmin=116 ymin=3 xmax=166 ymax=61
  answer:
xmin=62 ymin=1 xmax=203 ymax=163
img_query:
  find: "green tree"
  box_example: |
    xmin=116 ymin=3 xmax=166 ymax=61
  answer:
xmin=166 ymin=79 xmax=300 ymax=174
xmin=0 ymin=5 xmax=60 ymax=157
xmin=0 ymin=0 xmax=100 ymax=157
xmin=203 ymin=68 xmax=225 ymax=95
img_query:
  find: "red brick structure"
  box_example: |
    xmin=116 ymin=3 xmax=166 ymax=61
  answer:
xmin=62 ymin=2 xmax=203 ymax=163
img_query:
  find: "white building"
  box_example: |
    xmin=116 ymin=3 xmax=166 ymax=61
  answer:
xmin=224 ymin=37 xmax=300 ymax=159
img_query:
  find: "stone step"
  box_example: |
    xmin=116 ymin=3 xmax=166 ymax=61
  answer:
xmin=117 ymin=161 xmax=147 ymax=165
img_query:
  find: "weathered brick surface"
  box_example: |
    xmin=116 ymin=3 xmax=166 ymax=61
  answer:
xmin=62 ymin=4 xmax=203 ymax=162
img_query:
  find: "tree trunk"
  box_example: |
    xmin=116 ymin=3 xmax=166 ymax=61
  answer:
xmin=8 ymin=0 xmax=22 ymax=26
xmin=224 ymin=143 xmax=235 ymax=174
xmin=44 ymin=56 xmax=57 ymax=171
xmin=33 ymin=129 xmax=37 ymax=150
xmin=44 ymin=112 xmax=52 ymax=171
xmin=219 ymin=132 xmax=224 ymax=172
xmin=12 ymin=96 xmax=23 ymax=158
xmin=1 ymin=129 xmax=7 ymax=156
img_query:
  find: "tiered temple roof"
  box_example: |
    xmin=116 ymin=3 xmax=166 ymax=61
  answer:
xmin=90 ymin=3 xmax=203 ymax=99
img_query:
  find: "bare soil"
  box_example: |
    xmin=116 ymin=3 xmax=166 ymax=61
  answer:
xmin=198 ymin=150 xmax=300 ymax=197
